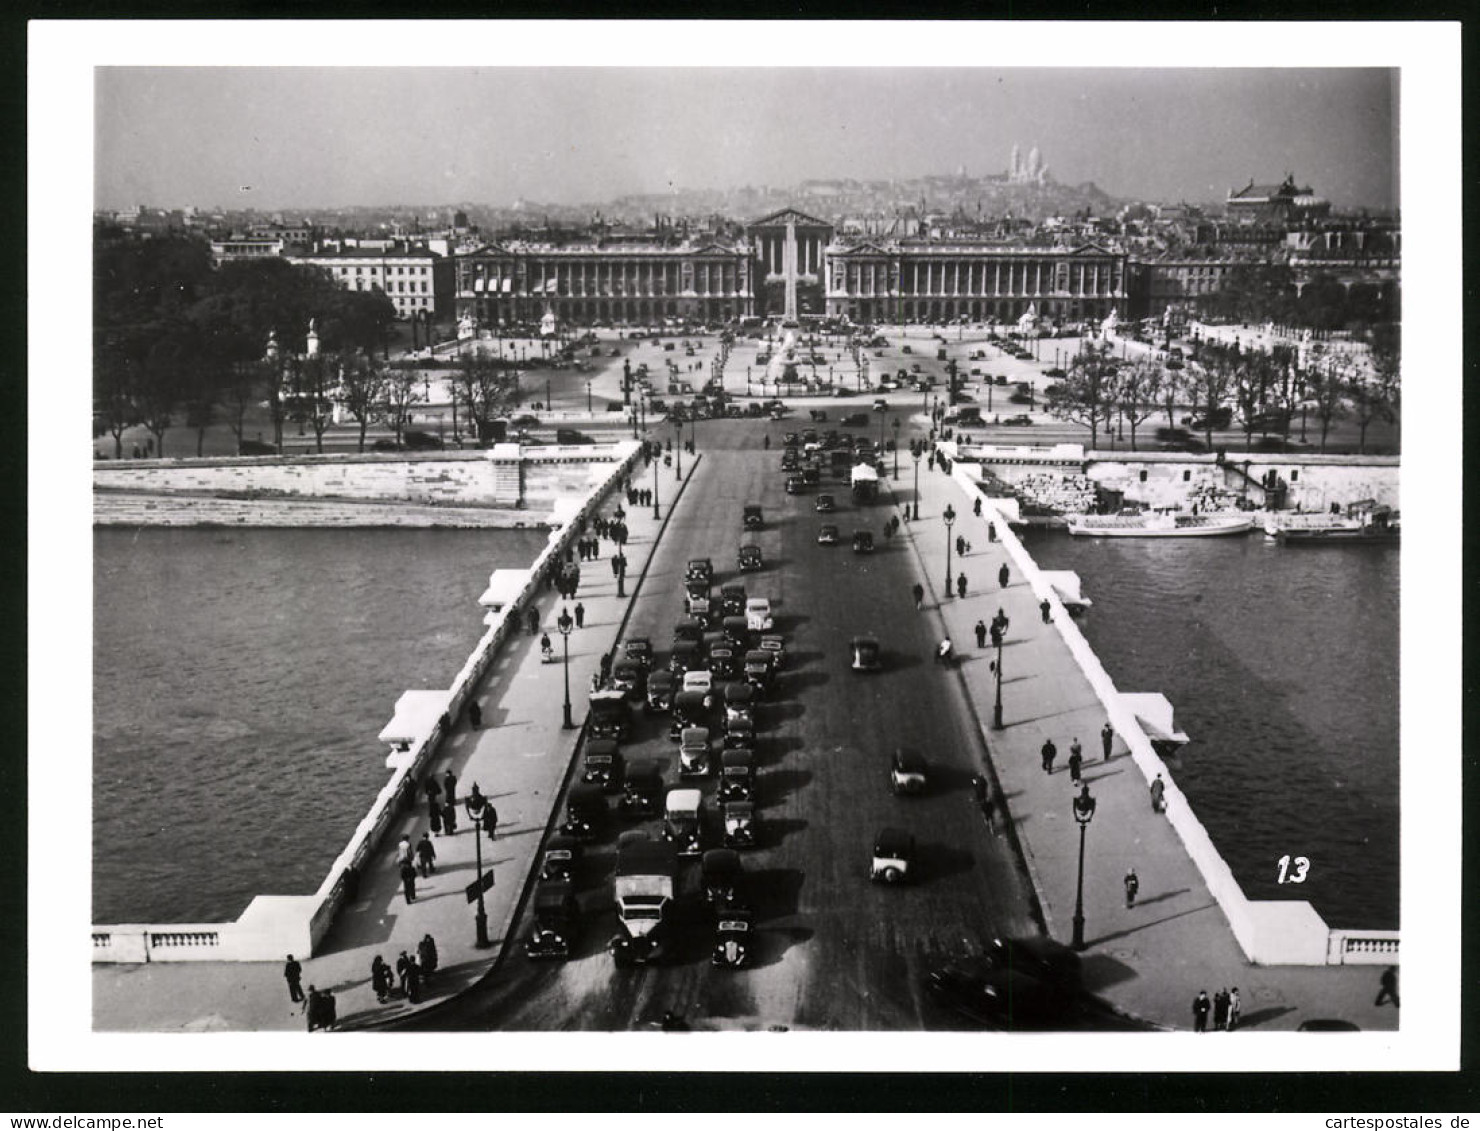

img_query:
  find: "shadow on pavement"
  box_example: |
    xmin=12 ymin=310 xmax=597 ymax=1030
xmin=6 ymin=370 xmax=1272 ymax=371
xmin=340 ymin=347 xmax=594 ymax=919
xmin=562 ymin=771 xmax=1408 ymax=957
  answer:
xmin=1085 ymin=899 xmax=1221 ymax=948
xmin=760 ymin=767 xmax=814 ymax=805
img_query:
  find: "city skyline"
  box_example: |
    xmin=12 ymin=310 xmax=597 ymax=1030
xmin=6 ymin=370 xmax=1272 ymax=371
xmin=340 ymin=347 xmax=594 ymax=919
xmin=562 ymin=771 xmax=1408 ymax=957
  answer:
xmin=95 ymin=67 xmax=1398 ymax=217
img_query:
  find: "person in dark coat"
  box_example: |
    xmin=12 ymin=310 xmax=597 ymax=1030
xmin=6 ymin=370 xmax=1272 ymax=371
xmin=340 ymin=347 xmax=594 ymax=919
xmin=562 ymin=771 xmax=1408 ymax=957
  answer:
xmin=956 ymin=535 xmax=966 ymax=558
xmin=396 ymin=951 xmax=413 ymax=996
xmin=305 ymin=986 xmax=323 ymax=1031
xmin=973 ymin=497 xmax=982 ymax=517
xmin=468 ymin=699 xmax=482 ymax=728
xmin=575 ymin=602 xmax=586 ymax=628
xmin=1067 ymin=743 xmax=1083 ymax=783
xmin=400 ymin=857 xmax=418 ymax=903
xmin=1040 ymin=597 xmax=1052 ymax=624
xmin=418 ymin=933 xmax=439 ymax=977
xmin=1041 ymin=737 xmax=1057 ymax=774
xmin=442 ymin=796 xmax=458 ymax=834
xmin=482 ymin=803 xmax=499 ymax=841
xmin=956 ymin=573 xmax=967 ymax=599
xmin=1375 ymin=966 xmax=1399 ymax=1007
xmin=442 ymin=769 xmax=457 ymax=810
xmin=1101 ymin=721 xmax=1115 ymax=761
xmin=527 ymin=607 xmax=540 ymax=636
xmin=974 ymin=620 xmax=987 ymax=648
xmin=371 ymin=954 xmax=392 ymax=1003
xmin=1150 ymin=774 xmax=1166 ymax=813
xmin=322 ymin=989 xmax=337 ymax=1029
xmin=1124 ymin=868 xmax=1139 ymax=908
xmin=423 ymin=776 xmax=442 ymax=806
xmin=1212 ymin=989 xmax=1229 ymax=1030
xmin=415 ymin=832 xmax=437 ymax=877
xmin=912 ymin=583 xmax=925 ymax=610
xmin=428 ymin=797 xmax=443 ymax=834
xmin=992 ymin=608 xmax=1009 ymax=637
xmin=599 ymin=652 xmax=613 ymax=684
xmin=998 ymin=563 xmax=1010 ymax=589
xmin=405 ymin=957 xmax=422 ymax=1004
xmin=1192 ymin=990 xmax=1211 ymax=1032
xmin=284 ymin=954 xmax=304 ymax=1003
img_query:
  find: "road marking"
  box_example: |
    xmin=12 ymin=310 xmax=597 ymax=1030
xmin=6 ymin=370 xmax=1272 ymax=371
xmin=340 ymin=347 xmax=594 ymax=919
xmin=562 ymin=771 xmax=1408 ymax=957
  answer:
xmin=522 ymin=749 xmax=547 ymax=759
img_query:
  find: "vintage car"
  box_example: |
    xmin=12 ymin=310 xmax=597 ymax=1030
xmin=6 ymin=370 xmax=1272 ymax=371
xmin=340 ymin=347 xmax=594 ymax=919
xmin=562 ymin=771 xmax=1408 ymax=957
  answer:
xmin=870 ymin=827 xmax=916 ymax=883
xmin=721 ymin=681 xmax=756 ymax=728
xmin=817 ymin=523 xmax=840 ymax=546
xmin=718 ymin=747 xmax=756 ymax=803
xmin=686 ymin=558 xmax=715 ymax=585
xmin=720 ymin=583 xmax=748 ymax=618
xmin=802 ymin=465 xmax=822 ymax=486
xmin=722 ymin=715 xmax=755 ymax=751
xmin=745 ymin=597 xmax=775 ymax=632
xmin=785 ymin=475 xmax=805 ymax=495
xmin=712 ymin=901 xmax=754 ymax=968
xmin=620 ymin=759 xmax=664 ymax=819
xmin=645 ymin=669 xmax=677 ymax=713
xmin=562 ymin=781 xmax=608 ymax=841
xmin=743 ymin=649 xmax=774 ymax=694
xmin=707 ymin=643 xmax=740 ymax=681
xmin=840 ymin=413 xmax=869 ymax=427
xmin=663 ymin=788 xmax=705 ymax=856
xmin=890 ymin=747 xmax=928 ymax=795
xmin=738 ymin=544 xmax=764 ymax=572
xmin=525 ymin=880 xmax=580 ymax=961
xmin=682 ymin=668 xmax=715 ymax=701
xmin=780 ymin=450 xmax=801 ymax=472
xmin=852 ymin=530 xmax=875 ymax=553
xmin=743 ymin=504 xmax=764 ymax=530
xmin=815 ymin=493 xmax=837 ymax=513
xmin=582 ymin=738 xmax=625 ymax=791
xmin=720 ymin=615 xmax=750 ymax=649
xmin=678 ymin=724 xmax=712 ymax=777
xmin=759 ymin=633 xmax=786 ymax=670
xmin=672 ymin=616 xmax=705 ymax=646
xmin=684 ymin=582 xmax=713 ymax=622
xmin=668 ymin=639 xmax=703 ymax=677
xmin=850 ymin=635 xmax=883 ymax=672
xmin=925 ymin=938 xmax=1094 ymax=1031
xmin=538 ymin=833 xmax=583 ymax=884
xmin=586 ymin=689 xmax=632 ymax=742
xmin=611 ymin=658 xmax=647 ymax=700
xmin=701 ymin=847 xmax=744 ymax=907
xmin=623 ymin=636 xmax=654 ymax=671
xmin=722 ymin=799 xmax=757 ymax=849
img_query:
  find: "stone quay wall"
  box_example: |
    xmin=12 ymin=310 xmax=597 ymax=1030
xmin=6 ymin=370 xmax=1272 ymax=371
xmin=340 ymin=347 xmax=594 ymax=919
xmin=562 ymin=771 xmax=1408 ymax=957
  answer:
xmin=946 ymin=448 xmax=1400 ymax=967
xmin=91 ymin=442 xmax=645 ymax=963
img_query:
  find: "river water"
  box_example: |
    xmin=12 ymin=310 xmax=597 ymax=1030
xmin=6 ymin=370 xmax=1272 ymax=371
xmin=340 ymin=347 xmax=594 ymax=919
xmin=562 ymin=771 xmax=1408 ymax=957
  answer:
xmin=92 ymin=527 xmax=548 ymax=924
xmin=1020 ymin=527 xmax=1399 ymax=930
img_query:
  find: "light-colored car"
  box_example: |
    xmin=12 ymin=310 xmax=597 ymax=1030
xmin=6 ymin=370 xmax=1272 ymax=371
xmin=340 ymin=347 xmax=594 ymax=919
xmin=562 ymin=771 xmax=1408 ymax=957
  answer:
xmin=745 ymin=597 xmax=774 ymax=632
xmin=871 ymin=827 xmax=916 ymax=884
xmin=890 ymin=748 xmax=928 ymax=795
xmin=682 ymin=669 xmax=714 ymax=698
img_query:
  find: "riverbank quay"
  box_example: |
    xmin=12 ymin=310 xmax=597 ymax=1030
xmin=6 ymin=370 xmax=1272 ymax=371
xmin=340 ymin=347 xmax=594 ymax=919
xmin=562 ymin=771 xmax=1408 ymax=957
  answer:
xmin=91 ymin=444 xmax=696 ymax=1032
xmin=892 ymin=450 xmax=1398 ymax=1032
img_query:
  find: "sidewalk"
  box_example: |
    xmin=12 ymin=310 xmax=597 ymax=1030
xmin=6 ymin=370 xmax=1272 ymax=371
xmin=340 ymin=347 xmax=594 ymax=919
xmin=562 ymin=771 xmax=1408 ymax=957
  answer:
xmin=886 ymin=455 xmax=1399 ymax=1032
xmin=92 ymin=453 xmax=696 ymax=1032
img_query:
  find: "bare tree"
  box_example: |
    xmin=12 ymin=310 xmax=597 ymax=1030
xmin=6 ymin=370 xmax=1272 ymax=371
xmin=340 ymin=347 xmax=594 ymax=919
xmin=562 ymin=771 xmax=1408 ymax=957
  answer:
xmin=450 ymin=347 xmax=519 ymax=445
xmin=338 ymin=352 xmax=389 ymax=453
xmin=1184 ymin=349 xmax=1237 ymax=452
xmin=1306 ymin=349 xmax=1349 ymax=453
xmin=220 ymin=361 xmax=261 ymax=453
xmin=1113 ymin=356 xmax=1166 ymax=452
xmin=1349 ymin=328 xmax=1400 ymax=453
xmin=1045 ymin=340 xmax=1120 ymax=451
xmin=291 ymin=351 xmax=340 ymax=454
xmin=382 ymin=364 xmax=425 ymax=448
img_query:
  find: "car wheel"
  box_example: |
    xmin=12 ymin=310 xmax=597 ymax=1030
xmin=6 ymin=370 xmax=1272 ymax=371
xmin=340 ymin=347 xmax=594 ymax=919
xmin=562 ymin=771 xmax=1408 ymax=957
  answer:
xmin=882 ymin=867 xmax=902 ymax=884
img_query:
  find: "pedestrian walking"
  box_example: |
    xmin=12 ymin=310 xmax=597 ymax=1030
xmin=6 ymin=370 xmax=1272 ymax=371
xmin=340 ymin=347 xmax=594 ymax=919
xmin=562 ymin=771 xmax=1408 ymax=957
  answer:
xmin=428 ymin=798 xmax=444 ymax=835
xmin=396 ymin=951 xmax=413 ymax=996
xmin=956 ymin=572 xmax=967 ymax=599
xmin=1068 ymin=743 xmax=1083 ymax=783
xmin=418 ymin=933 xmax=439 ymax=977
xmin=974 ymin=620 xmax=987 ymax=648
xmin=956 ymin=535 xmax=966 ymax=558
xmin=397 ymin=835 xmax=413 ymax=868
xmin=415 ymin=832 xmax=437 ymax=877
xmin=442 ymin=795 xmax=458 ymax=834
xmin=482 ymin=802 xmax=499 ymax=841
xmin=1193 ymin=990 xmax=1211 ymax=1032
xmin=1101 ymin=721 xmax=1115 ymax=761
xmin=399 ymin=857 xmax=418 ymax=903
xmin=527 ymin=607 xmax=540 ymax=636
xmin=1149 ymin=773 xmax=1166 ymax=813
xmin=912 ymin=582 xmax=924 ymax=610
xmin=284 ymin=954 xmax=304 ymax=1003
xmin=992 ymin=607 xmax=1009 ymax=637
xmin=1226 ymin=987 xmax=1241 ymax=1030
xmin=423 ymin=776 xmax=442 ymax=806
xmin=987 ymin=521 xmax=996 ymax=542
xmin=600 ymin=651 xmax=613 ymax=684
xmin=611 ymin=555 xmax=622 ymax=577
xmin=371 ymin=954 xmax=392 ymax=1003
xmin=1123 ymin=868 xmax=1139 ymax=908
xmin=1213 ymin=989 xmax=1230 ymax=1030
xmin=1375 ymin=966 xmax=1399 ymax=1007
xmin=1040 ymin=597 xmax=1052 ymax=624
xmin=443 ymin=768 xmax=457 ymax=810
xmin=468 ymin=699 xmax=482 ymax=728
xmin=305 ymin=986 xmax=324 ymax=1031
xmin=575 ymin=601 xmax=586 ymax=628
xmin=998 ymin=563 xmax=1010 ymax=589
xmin=1041 ymin=737 xmax=1057 ymax=774
xmin=973 ymin=497 xmax=982 ymax=517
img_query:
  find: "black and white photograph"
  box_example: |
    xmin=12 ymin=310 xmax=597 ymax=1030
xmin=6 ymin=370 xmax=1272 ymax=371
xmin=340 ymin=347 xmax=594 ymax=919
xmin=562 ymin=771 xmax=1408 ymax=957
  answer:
xmin=26 ymin=18 xmax=1463 ymax=1088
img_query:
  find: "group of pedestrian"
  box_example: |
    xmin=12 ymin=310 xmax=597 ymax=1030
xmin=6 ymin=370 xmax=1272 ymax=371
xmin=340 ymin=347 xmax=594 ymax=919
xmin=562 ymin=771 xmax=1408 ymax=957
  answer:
xmin=574 ymin=536 xmax=601 ymax=562
xmin=553 ymin=561 xmax=582 ymax=600
xmin=1192 ymin=987 xmax=1241 ymax=1031
xmin=423 ymin=769 xmax=460 ymax=837
xmin=626 ymin=487 xmax=653 ymax=507
xmin=954 ymin=534 xmax=974 ymax=558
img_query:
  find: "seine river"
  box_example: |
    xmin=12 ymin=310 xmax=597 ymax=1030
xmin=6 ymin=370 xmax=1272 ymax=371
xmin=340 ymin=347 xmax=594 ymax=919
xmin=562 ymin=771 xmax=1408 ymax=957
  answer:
xmin=92 ymin=527 xmax=548 ymax=924
xmin=1020 ymin=528 xmax=1399 ymax=930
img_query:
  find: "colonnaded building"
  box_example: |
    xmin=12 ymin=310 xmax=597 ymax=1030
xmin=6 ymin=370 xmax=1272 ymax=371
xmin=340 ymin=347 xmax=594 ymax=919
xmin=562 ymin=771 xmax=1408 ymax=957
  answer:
xmin=455 ymin=208 xmax=1128 ymax=329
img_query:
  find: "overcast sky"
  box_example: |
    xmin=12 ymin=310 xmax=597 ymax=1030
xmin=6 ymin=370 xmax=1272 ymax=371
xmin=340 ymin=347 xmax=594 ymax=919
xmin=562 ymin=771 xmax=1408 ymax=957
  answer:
xmin=95 ymin=67 xmax=1397 ymax=214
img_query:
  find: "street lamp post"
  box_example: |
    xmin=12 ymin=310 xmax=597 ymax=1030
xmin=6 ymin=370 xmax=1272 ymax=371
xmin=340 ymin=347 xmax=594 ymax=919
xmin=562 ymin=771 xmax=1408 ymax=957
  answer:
xmin=992 ymin=629 xmax=1004 ymax=730
xmin=674 ymin=419 xmax=683 ymax=480
xmin=910 ymin=441 xmax=922 ymax=521
xmin=651 ymin=442 xmax=660 ymax=519
xmin=586 ymin=380 xmax=592 ymax=414
xmin=545 ymin=376 xmax=552 ymax=413
xmin=615 ymin=552 xmax=627 ymax=598
xmin=557 ymin=607 xmax=574 ymax=729
xmin=1071 ymin=785 xmax=1098 ymax=950
xmin=943 ymin=503 xmax=956 ymax=594
xmin=891 ymin=418 xmax=900 ymax=479
xmin=463 ymin=792 xmax=492 ymax=948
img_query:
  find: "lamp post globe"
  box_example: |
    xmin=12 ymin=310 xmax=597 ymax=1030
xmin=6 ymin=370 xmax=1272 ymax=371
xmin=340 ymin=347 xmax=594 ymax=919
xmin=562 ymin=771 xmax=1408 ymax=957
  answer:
xmin=943 ymin=503 xmax=956 ymax=594
xmin=1071 ymin=786 xmax=1097 ymax=951
xmin=557 ymin=607 xmax=575 ymax=729
xmin=910 ymin=440 xmax=923 ymax=521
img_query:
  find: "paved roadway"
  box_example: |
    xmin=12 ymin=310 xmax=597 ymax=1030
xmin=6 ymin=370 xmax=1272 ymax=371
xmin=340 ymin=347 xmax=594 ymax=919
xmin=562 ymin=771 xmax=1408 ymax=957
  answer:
xmin=397 ymin=418 xmax=1046 ymax=1032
